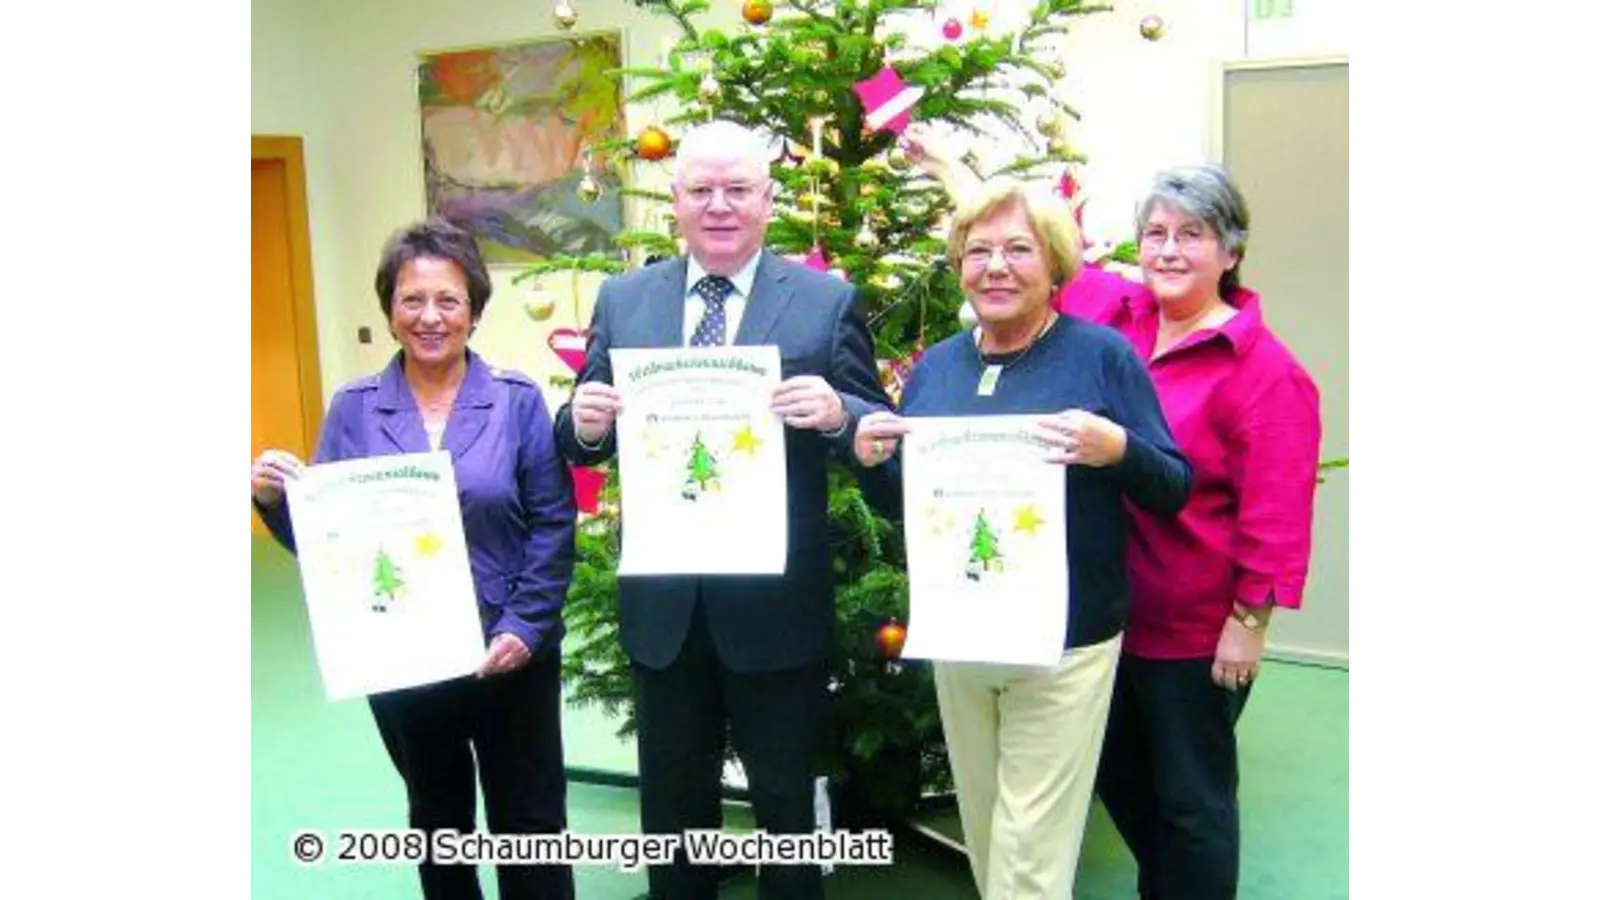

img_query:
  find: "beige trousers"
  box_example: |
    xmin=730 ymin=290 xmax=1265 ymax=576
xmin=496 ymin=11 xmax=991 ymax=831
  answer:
xmin=934 ymin=633 xmax=1123 ymax=899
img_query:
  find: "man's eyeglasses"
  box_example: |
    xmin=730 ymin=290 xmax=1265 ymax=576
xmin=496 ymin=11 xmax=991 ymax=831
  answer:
xmin=680 ymin=182 xmax=767 ymax=208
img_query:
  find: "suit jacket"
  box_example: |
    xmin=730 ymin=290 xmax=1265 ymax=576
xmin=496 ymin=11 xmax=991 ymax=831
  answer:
xmin=554 ymin=251 xmax=892 ymax=673
xmin=257 ymin=350 xmax=577 ymax=658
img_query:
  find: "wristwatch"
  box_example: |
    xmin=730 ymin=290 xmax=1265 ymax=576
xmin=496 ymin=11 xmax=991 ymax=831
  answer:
xmin=1231 ymin=602 xmax=1265 ymax=632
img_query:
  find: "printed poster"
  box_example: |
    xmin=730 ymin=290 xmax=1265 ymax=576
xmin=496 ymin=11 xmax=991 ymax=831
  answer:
xmin=900 ymin=416 xmax=1068 ymax=666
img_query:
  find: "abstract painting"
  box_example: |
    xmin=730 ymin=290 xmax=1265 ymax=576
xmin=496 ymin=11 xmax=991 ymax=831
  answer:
xmin=418 ymin=32 xmax=626 ymax=265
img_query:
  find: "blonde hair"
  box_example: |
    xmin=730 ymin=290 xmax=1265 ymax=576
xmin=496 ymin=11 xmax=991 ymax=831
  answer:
xmin=945 ymin=179 xmax=1082 ymax=288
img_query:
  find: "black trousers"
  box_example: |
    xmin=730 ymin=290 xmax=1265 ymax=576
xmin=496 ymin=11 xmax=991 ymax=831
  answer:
xmin=368 ymin=648 xmax=574 ymax=900
xmin=633 ymin=602 xmax=826 ymax=900
xmin=1096 ymin=655 xmax=1253 ymax=900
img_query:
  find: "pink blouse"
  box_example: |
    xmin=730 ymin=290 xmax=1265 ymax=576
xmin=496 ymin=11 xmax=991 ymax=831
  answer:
xmin=1059 ymin=271 xmax=1323 ymax=659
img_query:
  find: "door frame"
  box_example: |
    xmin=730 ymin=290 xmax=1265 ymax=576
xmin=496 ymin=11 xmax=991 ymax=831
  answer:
xmin=252 ymin=135 xmax=324 ymax=452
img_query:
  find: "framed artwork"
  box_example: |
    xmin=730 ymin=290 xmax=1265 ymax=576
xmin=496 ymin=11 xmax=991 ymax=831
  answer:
xmin=418 ymin=32 xmax=627 ymax=265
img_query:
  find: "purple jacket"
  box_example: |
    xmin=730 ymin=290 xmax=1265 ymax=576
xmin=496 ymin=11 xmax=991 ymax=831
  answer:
xmin=256 ymin=350 xmax=577 ymax=657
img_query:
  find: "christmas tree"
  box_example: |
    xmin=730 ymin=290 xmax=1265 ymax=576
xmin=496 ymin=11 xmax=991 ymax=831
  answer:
xmin=540 ymin=0 xmax=1111 ymax=823
xmin=681 ymin=432 xmax=721 ymax=499
xmin=966 ymin=509 xmax=1003 ymax=580
xmin=372 ymin=547 xmax=404 ymax=612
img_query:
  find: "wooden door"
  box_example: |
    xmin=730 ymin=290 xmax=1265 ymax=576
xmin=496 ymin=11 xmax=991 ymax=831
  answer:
xmin=251 ymin=137 xmax=322 ymax=534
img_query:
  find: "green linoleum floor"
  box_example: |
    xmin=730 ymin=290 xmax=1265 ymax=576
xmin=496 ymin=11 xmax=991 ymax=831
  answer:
xmin=253 ymin=537 xmax=1347 ymax=898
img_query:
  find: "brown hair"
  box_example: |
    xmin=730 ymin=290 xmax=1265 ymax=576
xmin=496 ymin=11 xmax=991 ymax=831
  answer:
xmin=373 ymin=217 xmax=492 ymax=321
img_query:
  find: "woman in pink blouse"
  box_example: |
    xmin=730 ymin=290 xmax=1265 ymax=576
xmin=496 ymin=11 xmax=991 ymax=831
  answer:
xmin=907 ymin=128 xmax=1322 ymax=897
xmin=1066 ymin=164 xmax=1322 ymax=899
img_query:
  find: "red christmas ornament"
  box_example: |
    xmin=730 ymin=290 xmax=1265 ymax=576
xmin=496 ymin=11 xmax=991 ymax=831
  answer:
xmin=876 ymin=619 xmax=907 ymax=660
xmin=742 ymin=0 xmax=774 ymax=27
xmin=942 ymin=18 xmax=964 ymax=41
xmin=635 ymin=126 xmax=671 ymax=161
xmin=547 ymin=327 xmax=588 ymax=373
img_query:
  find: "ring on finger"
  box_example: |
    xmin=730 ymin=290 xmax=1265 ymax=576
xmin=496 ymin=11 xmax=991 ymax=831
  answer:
xmin=872 ymin=438 xmax=886 ymax=459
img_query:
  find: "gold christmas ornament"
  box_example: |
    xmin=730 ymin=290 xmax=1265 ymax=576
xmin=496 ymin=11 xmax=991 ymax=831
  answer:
xmin=636 ymin=125 xmax=672 ymax=161
xmin=1037 ymin=112 xmax=1063 ymax=137
xmin=697 ymin=72 xmax=722 ymax=104
xmin=887 ymin=147 xmax=910 ymax=171
xmin=1047 ymin=136 xmax=1070 ymax=156
xmin=523 ymin=290 xmax=557 ymax=322
xmin=795 ymin=191 xmax=832 ymax=212
xmin=577 ymin=172 xmax=602 ymax=203
xmin=741 ymin=0 xmax=774 ymax=27
xmin=869 ymin=272 xmax=904 ymax=292
xmin=853 ymin=222 xmax=881 ymax=253
xmin=1139 ymin=14 xmax=1165 ymax=41
xmin=803 ymin=155 xmax=841 ymax=179
xmin=553 ymin=1 xmax=578 ymax=31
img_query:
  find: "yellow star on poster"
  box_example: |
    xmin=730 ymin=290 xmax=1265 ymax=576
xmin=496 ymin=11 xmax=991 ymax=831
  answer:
xmin=732 ymin=423 xmax=762 ymax=455
xmin=970 ymin=10 xmax=990 ymax=30
xmin=414 ymin=531 xmax=444 ymax=557
xmin=1013 ymin=504 xmax=1044 ymax=535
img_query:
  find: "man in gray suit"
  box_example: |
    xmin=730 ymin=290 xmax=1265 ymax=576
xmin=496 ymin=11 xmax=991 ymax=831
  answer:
xmin=554 ymin=120 xmax=893 ymax=899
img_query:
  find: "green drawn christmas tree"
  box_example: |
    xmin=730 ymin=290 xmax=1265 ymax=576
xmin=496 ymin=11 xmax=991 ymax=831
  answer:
xmin=681 ymin=432 xmax=721 ymax=501
xmin=965 ymin=509 xmax=1004 ymax=581
xmin=372 ymin=547 xmax=404 ymax=612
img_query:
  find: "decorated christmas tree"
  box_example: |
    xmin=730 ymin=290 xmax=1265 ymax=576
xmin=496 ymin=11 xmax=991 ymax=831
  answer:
xmin=537 ymin=0 xmax=1113 ymax=823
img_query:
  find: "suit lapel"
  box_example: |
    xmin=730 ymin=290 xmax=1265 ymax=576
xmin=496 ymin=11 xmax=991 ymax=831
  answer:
xmin=647 ymin=259 xmax=689 ymax=347
xmin=735 ymin=251 xmax=793 ymax=345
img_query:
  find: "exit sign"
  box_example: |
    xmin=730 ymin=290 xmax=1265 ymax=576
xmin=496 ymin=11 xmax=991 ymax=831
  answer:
xmin=1252 ymin=0 xmax=1294 ymax=19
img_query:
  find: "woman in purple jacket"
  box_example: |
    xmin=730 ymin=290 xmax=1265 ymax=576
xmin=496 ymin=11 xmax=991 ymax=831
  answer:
xmin=251 ymin=218 xmax=577 ymax=900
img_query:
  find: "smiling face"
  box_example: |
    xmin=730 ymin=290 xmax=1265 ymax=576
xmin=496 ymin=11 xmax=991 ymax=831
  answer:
xmin=1137 ymin=202 xmax=1239 ymax=310
xmin=672 ymin=148 xmax=773 ymax=276
xmin=958 ymin=200 xmax=1056 ymax=334
xmin=389 ymin=256 xmax=473 ymax=368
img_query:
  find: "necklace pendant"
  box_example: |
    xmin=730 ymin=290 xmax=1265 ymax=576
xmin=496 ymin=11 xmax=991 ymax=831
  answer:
xmin=977 ymin=364 xmax=1002 ymax=397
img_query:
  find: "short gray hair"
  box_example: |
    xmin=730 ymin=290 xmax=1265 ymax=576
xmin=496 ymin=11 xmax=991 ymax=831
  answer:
xmin=1135 ymin=163 xmax=1250 ymax=295
xmin=673 ymin=120 xmax=772 ymax=184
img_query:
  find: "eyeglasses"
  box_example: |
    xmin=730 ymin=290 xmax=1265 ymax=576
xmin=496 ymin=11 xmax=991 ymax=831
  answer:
xmin=397 ymin=294 xmax=466 ymax=313
xmin=961 ymin=242 xmax=1039 ymax=268
xmin=679 ymin=182 xmax=768 ymax=208
xmin=1139 ymin=224 xmax=1214 ymax=252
